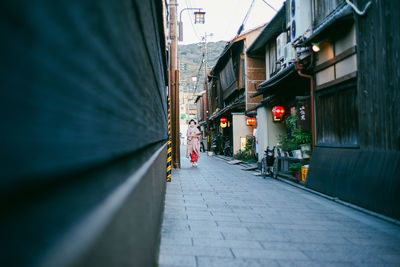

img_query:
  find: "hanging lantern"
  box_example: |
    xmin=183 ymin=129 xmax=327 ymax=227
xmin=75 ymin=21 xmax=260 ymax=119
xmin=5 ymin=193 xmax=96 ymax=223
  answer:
xmin=194 ymin=11 xmax=206 ymax=24
xmin=272 ymin=106 xmax=285 ymax=122
xmin=220 ymin=117 xmax=227 ymax=124
xmin=246 ymin=117 xmax=256 ymax=126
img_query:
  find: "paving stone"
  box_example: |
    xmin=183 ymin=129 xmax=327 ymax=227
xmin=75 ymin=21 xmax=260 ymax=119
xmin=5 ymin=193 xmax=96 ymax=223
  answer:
xmin=160 ymin=237 xmax=193 ymax=246
xmin=232 ymin=248 xmax=309 ymax=260
xmin=159 ymin=245 xmax=233 ymax=257
xmin=193 ymin=238 xmax=262 ymax=249
xmin=158 ymin=254 xmax=196 ymax=266
xmin=159 ymin=150 xmax=400 ymax=266
xmin=260 ymin=241 xmax=330 ymax=251
xmin=197 ymin=256 xmax=280 ymax=267
xmin=277 ymin=260 xmax=355 ymax=267
xmin=162 ymin=230 xmax=223 ymax=240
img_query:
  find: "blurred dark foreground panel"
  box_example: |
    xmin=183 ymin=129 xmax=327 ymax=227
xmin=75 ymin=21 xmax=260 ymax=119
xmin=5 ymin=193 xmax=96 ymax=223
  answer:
xmin=0 ymin=1 xmax=168 ymax=266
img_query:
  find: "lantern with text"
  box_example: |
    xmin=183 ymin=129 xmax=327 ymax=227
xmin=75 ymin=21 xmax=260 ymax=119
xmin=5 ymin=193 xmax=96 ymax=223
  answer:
xmin=220 ymin=117 xmax=227 ymax=128
xmin=246 ymin=117 xmax=256 ymax=126
xmin=272 ymin=106 xmax=285 ymax=122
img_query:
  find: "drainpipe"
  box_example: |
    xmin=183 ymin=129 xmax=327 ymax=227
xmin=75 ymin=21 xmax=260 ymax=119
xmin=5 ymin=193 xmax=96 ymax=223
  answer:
xmin=295 ymin=61 xmax=315 ymax=150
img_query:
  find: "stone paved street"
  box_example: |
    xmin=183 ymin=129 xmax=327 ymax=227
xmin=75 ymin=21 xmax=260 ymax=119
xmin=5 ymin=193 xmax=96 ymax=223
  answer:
xmin=158 ymin=150 xmax=400 ymax=267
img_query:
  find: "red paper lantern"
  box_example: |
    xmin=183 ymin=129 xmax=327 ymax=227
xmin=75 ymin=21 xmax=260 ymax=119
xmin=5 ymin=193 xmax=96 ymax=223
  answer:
xmin=220 ymin=117 xmax=227 ymax=124
xmin=246 ymin=117 xmax=256 ymax=126
xmin=272 ymin=106 xmax=285 ymax=122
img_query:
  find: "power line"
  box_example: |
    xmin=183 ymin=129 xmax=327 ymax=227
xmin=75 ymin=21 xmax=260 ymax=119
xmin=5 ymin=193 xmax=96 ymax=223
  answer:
xmin=236 ymin=0 xmax=256 ymax=36
xmin=260 ymin=0 xmax=278 ymax=12
xmin=192 ymin=53 xmax=205 ymax=97
xmin=184 ymin=0 xmax=202 ymax=42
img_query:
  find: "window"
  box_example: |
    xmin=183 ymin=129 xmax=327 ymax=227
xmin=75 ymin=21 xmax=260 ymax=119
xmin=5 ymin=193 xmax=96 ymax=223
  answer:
xmin=315 ymin=80 xmax=358 ymax=146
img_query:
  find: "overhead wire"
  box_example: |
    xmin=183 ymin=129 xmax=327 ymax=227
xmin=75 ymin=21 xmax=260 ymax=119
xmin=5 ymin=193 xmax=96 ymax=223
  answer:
xmin=260 ymin=0 xmax=278 ymax=12
xmin=185 ymin=0 xmax=202 ymax=42
xmin=236 ymin=0 xmax=256 ymax=36
xmin=192 ymin=52 xmax=205 ymax=97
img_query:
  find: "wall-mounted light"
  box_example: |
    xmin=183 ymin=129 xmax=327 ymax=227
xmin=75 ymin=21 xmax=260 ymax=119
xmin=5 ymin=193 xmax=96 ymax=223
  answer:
xmin=220 ymin=117 xmax=227 ymax=128
xmin=311 ymin=43 xmax=320 ymax=53
xmin=272 ymin=106 xmax=285 ymax=122
xmin=246 ymin=117 xmax=256 ymax=126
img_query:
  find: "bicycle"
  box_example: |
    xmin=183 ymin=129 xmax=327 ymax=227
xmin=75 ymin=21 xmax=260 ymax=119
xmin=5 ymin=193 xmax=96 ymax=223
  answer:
xmin=272 ymin=146 xmax=281 ymax=179
xmin=261 ymin=146 xmax=275 ymax=178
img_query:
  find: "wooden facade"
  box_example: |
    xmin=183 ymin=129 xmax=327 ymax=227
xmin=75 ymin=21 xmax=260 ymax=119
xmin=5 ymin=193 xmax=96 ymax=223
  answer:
xmin=1 ymin=1 xmax=168 ymax=266
xmin=306 ymin=0 xmax=400 ymax=220
xmin=355 ymin=0 xmax=400 ymax=151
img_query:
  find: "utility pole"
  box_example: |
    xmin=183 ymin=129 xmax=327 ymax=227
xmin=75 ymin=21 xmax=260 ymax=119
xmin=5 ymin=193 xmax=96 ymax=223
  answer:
xmin=169 ymin=0 xmax=180 ymax=169
xmin=202 ymin=33 xmax=212 ymax=151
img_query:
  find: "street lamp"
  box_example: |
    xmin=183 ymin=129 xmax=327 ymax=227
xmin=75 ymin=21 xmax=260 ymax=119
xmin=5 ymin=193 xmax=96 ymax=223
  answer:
xmin=194 ymin=11 xmax=206 ymax=24
xmin=178 ymin=8 xmax=206 ymax=41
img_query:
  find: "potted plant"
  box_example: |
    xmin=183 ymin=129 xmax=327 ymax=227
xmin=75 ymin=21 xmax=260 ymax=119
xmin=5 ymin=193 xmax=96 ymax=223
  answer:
xmin=289 ymin=163 xmax=303 ymax=182
xmin=292 ymin=128 xmax=311 ymax=159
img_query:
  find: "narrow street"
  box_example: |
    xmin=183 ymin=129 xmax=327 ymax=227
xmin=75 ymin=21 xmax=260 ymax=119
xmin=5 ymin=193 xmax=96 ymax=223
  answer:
xmin=158 ymin=149 xmax=400 ymax=267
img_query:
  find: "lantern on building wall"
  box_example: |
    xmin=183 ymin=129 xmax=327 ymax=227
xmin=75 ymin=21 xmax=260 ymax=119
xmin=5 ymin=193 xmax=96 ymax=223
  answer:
xmin=272 ymin=106 xmax=285 ymax=122
xmin=220 ymin=117 xmax=228 ymax=128
xmin=246 ymin=117 xmax=256 ymax=126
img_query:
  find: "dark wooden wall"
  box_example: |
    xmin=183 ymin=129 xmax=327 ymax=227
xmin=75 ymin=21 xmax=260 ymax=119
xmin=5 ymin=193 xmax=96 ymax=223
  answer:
xmin=307 ymin=0 xmax=400 ymax=220
xmin=0 ymin=1 xmax=168 ymax=266
xmin=0 ymin=0 xmax=167 ymax=186
xmin=313 ymin=0 xmax=346 ymax=26
xmin=315 ymin=80 xmax=359 ymax=146
xmin=355 ymin=0 xmax=400 ymax=151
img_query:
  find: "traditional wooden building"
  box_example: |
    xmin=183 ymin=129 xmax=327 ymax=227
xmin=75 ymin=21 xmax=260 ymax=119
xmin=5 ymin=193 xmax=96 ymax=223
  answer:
xmin=299 ymin=0 xmax=400 ymax=220
xmin=248 ymin=4 xmax=312 ymax=163
xmin=207 ymin=27 xmax=263 ymax=155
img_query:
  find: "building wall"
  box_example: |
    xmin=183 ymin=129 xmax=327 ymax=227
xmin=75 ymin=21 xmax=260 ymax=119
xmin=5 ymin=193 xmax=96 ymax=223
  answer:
xmin=307 ymin=0 xmax=400 ymax=220
xmin=355 ymin=0 xmax=400 ymax=151
xmin=256 ymin=106 xmax=286 ymax=162
xmin=232 ymin=113 xmax=253 ymax=154
xmin=245 ymin=56 xmax=265 ymax=111
xmin=266 ymin=106 xmax=286 ymax=150
xmin=256 ymin=106 xmax=269 ymax=162
xmin=314 ymin=23 xmax=357 ymax=88
xmin=1 ymin=1 xmax=168 ymax=266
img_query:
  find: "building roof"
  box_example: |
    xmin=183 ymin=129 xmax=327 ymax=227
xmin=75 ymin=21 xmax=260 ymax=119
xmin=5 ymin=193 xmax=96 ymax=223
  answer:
xmin=246 ymin=6 xmax=286 ymax=56
xmin=210 ymin=40 xmax=243 ymax=75
xmin=208 ymin=97 xmax=245 ymax=120
xmin=210 ymin=26 xmax=266 ymax=76
xmin=251 ymin=63 xmax=296 ymax=97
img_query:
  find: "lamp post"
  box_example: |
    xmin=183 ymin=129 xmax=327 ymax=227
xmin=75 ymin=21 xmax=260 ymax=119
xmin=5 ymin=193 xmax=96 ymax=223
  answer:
xmin=178 ymin=8 xmax=205 ymax=42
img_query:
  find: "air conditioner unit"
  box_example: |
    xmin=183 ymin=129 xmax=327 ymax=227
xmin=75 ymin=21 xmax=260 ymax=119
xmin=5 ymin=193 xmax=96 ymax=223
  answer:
xmin=287 ymin=0 xmax=312 ymax=43
xmin=276 ymin=32 xmax=287 ymax=61
xmin=283 ymin=43 xmax=296 ymax=66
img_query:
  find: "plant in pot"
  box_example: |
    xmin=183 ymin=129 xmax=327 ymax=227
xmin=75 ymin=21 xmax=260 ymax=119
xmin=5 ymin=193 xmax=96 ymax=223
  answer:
xmin=289 ymin=162 xmax=303 ymax=182
xmin=292 ymin=128 xmax=312 ymax=158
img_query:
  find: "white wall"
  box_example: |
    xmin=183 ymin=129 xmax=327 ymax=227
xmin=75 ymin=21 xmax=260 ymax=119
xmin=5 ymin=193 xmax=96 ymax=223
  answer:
xmin=256 ymin=106 xmax=268 ymax=162
xmin=256 ymin=105 xmax=286 ymax=162
xmin=232 ymin=113 xmax=253 ymax=154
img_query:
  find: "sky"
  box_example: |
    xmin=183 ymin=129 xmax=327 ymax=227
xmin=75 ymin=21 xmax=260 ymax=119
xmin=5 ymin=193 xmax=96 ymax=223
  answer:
xmin=178 ymin=0 xmax=285 ymax=45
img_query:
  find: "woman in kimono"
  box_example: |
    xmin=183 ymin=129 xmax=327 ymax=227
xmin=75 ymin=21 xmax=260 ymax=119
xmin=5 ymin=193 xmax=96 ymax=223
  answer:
xmin=186 ymin=119 xmax=201 ymax=167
